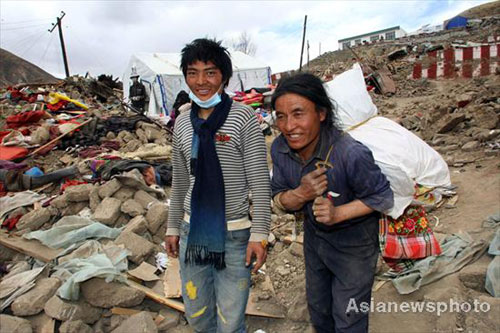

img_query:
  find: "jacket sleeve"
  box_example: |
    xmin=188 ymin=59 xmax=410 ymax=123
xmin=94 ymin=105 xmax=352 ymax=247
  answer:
xmin=240 ymin=112 xmax=271 ymax=242
xmin=166 ymin=119 xmax=190 ymax=236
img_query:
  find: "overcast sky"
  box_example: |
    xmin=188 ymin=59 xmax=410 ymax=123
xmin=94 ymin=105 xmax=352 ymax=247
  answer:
xmin=0 ymin=0 xmax=494 ymax=80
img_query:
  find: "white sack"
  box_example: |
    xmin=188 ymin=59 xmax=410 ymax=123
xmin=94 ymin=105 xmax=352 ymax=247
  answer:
xmin=325 ymin=63 xmax=451 ymax=218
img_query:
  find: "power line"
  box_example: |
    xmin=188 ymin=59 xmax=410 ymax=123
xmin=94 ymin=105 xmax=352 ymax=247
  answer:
xmin=0 ymin=23 xmax=51 ymax=31
xmin=0 ymin=18 xmax=53 ymax=25
xmin=1 ymin=28 xmax=47 ymax=53
xmin=39 ymin=31 xmax=57 ymax=67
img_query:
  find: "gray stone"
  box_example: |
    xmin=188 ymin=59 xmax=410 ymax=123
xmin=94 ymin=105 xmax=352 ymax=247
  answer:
xmin=89 ymin=186 xmax=101 ymax=212
xmin=121 ymin=199 xmax=145 ymax=217
xmin=436 ymin=144 xmax=459 ymax=154
xmin=26 ymin=313 xmax=53 ymax=333
xmin=16 ymin=208 xmax=51 ymax=231
xmin=124 ymin=215 xmax=148 ymax=235
xmin=61 ymin=201 xmax=88 ymax=217
xmin=134 ymin=190 xmax=158 ymax=209
xmin=114 ymin=213 xmax=130 ymax=227
xmin=111 ymin=311 xmax=157 ymax=333
xmin=106 ymin=131 xmax=116 ymax=140
xmin=112 ymin=187 xmax=136 ymax=202
xmin=98 ymin=178 xmax=121 ymax=198
xmin=31 ymin=126 xmax=50 ymax=145
xmin=59 ymin=320 xmax=93 ymax=333
xmin=437 ymin=113 xmax=465 ymax=134
xmin=0 ymin=314 xmax=33 ymax=333
xmin=65 ymin=184 xmax=94 ymax=202
xmin=93 ymin=197 xmax=122 ymax=225
xmin=81 ymin=278 xmax=145 ymax=308
xmin=145 ymin=202 xmax=168 ymax=234
xmin=124 ymin=139 xmax=142 ymax=152
xmin=114 ymin=231 xmax=155 ymax=264
xmin=50 ymin=193 xmax=69 ymax=209
xmin=44 ymin=295 xmax=102 ymax=324
xmin=275 ymin=265 xmax=291 ymax=276
xmin=11 ymin=277 xmax=61 ymax=316
xmin=157 ymin=307 xmax=181 ymax=331
xmin=135 ymin=128 xmax=148 ymax=143
xmin=144 ymin=127 xmax=162 ymax=141
xmin=288 ymin=242 xmax=304 ymax=258
xmin=462 ymin=140 xmax=481 ymax=152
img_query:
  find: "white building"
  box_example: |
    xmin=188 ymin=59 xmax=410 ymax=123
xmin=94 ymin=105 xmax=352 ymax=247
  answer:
xmin=407 ymin=23 xmax=444 ymax=36
xmin=338 ymin=26 xmax=407 ymax=50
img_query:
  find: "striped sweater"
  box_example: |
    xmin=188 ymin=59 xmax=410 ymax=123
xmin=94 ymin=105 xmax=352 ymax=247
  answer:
xmin=166 ymin=102 xmax=271 ymax=242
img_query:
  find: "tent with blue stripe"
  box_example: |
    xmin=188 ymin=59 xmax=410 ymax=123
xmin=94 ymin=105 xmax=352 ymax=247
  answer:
xmin=123 ymin=52 xmax=272 ymax=117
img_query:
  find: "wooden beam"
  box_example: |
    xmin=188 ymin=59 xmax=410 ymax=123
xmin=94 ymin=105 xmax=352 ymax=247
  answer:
xmin=0 ymin=230 xmax=61 ymax=262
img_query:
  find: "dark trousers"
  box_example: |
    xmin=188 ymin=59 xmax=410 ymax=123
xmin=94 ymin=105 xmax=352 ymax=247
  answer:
xmin=304 ymin=219 xmax=379 ymax=333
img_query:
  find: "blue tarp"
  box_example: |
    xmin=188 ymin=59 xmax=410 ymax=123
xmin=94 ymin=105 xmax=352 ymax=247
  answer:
xmin=445 ymin=16 xmax=468 ymax=30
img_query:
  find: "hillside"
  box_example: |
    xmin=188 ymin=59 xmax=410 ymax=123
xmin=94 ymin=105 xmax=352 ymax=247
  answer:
xmin=459 ymin=0 xmax=500 ymax=18
xmin=0 ymin=48 xmax=60 ymax=87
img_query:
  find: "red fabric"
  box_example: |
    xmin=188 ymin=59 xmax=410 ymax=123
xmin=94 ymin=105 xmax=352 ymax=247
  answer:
xmin=379 ymin=206 xmax=441 ymax=260
xmin=46 ymin=100 xmax=69 ymax=111
xmin=0 ymin=146 xmax=29 ymax=161
xmin=61 ymin=179 xmax=87 ymax=192
xmin=0 ymin=129 xmax=31 ymax=141
xmin=6 ymin=110 xmax=46 ymax=129
xmin=2 ymin=214 xmax=23 ymax=231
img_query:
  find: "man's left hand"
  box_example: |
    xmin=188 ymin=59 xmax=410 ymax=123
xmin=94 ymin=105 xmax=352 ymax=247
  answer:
xmin=313 ymin=196 xmax=337 ymax=225
xmin=246 ymin=241 xmax=267 ymax=274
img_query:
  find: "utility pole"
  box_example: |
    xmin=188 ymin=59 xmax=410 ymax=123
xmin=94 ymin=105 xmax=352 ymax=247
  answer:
xmin=299 ymin=15 xmax=307 ymax=71
xmin=49 ymin=11 xmax=69 ymax=78
xmin=306 ymin=40 xmax=310 ymax=67
xmin=319 ymin=42 xmax=321 ymax=56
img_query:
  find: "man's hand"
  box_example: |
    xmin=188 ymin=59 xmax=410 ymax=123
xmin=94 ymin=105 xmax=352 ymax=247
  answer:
xmin=313 ymin=196 xmax=336 ymax=225
xmin=246 ymin=241 xmax=267 ymax=274
xmin=297 ymin=167 xmax=328 ymax=201
xmin=165 ymin=236 xmax=180 ymax=258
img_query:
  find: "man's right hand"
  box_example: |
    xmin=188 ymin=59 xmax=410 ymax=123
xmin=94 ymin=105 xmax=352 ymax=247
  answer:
xmin=165 ymin=236 xmax=180 ymax=258
xmin=297 ymin=167 xmax=328 ymax=201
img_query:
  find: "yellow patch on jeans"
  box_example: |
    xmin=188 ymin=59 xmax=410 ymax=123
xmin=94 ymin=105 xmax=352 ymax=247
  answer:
xmin=185 ymin=281 xmax=197 ymax=300
xmin=191 ymin=306 xmax=207 ymax=318
xmin=217 ymin=306 xmax=227 ymax=324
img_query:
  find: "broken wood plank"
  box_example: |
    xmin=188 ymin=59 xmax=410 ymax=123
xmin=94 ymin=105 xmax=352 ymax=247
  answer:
xmin=0 ymin=230 xmax=61 ymax=262
xmin=164 ymin=257 xmax=181 ymax=298
xmin=111 ymin=307 xmax=157 ymax=318
xmin=245 ymin=291 xmax=286 ymax=319
xmin=124 ymin=278 xmax=185 ymax=312
xmin=28 ymin=118 xmax=93 ymax=158
xmin=126 ymin=277 xmax=287 ymax=318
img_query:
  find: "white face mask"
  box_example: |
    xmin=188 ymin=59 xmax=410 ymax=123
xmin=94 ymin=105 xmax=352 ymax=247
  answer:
xmin=189 ymin=84 xmax=224 ymax=109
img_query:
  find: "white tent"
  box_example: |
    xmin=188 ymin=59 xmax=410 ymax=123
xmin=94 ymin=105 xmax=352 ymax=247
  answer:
xmin=123 ymin=51 xmax=272 ymax=117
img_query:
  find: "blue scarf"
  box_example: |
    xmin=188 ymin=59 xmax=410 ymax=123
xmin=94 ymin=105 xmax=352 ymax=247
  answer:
xmin=187 ymin=92 xmax=232 ymax=270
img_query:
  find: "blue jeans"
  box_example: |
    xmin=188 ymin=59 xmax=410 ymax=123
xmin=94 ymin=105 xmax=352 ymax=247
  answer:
xmin=179 ymin=221 xmax=251 ymax=333
xmin=304 ymin=218 xmax=379 ymax=333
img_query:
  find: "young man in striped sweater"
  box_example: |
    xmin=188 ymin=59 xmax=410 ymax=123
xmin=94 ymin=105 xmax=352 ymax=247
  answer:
xmin=165 ymin=38 xmax=271 ymax=333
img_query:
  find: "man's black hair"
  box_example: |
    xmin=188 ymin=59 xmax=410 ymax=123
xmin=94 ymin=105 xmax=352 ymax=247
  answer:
xmin=180 ymin=38 xmax=233 ymax=87
xmin=271 ymin=73 xmax=340 ymax=130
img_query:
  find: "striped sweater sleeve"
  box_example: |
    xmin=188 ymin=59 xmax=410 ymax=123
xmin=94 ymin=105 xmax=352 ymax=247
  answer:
xmin=166 ymin=117 xmax=190 ymax=236
xmin=240 ymin=112 xmax=271 ymax=242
